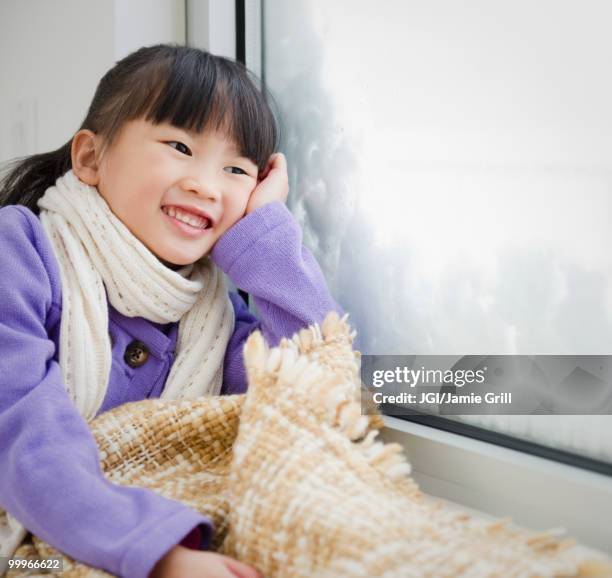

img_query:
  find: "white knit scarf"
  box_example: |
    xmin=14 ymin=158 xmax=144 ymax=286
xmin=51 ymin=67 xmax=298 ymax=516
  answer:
xmin=36 ymin=169 xmax=235 ymax=420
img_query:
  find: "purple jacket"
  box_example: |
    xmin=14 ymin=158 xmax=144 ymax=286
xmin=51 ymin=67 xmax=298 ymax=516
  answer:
xmin=0 ymin=201 xmax=341 ymax=578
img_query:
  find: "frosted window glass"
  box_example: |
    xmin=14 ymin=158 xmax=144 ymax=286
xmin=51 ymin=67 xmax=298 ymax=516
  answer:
xmin=263 ymin=0 xmax=612 ymax=464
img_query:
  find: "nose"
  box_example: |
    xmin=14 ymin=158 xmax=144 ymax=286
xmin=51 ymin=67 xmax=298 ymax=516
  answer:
xmin=179 ymin=173 xmax=221 ymax=203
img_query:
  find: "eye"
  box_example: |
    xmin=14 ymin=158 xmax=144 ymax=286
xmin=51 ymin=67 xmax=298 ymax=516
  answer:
xmin=224 ymin=166 xmax=248 ymax=175
xmin=166 ymin=141 xmax=192 ymax=156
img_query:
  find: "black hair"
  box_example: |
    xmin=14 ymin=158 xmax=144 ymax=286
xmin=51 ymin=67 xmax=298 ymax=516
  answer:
xmin=0 ymin=44 xmax=280 ymax=214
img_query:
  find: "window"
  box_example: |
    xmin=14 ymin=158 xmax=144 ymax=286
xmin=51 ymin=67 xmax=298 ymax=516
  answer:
xmin=261 ymin=0 xmax=612 ymax=469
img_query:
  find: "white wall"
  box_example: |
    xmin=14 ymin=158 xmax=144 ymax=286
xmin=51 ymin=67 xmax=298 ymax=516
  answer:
xmin=0 ymin=0 xmax=185 ymax=166
xmin=186 ymin=0 xmax=235 ymax=58
xmin=114 ymin=0 xmax=185 ymax=62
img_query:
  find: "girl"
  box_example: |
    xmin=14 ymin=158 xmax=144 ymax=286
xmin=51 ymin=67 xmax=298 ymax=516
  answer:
xmin=0 ymin=44 xmax=342 ymax=578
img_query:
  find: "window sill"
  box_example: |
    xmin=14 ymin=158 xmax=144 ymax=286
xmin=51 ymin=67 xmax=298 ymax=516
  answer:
xmin=380 ymin=415 xmax=612 ymax=555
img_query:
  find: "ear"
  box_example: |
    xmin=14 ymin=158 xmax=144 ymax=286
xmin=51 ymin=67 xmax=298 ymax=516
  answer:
xmin=71 ymin=129 xmax=103 ymax=186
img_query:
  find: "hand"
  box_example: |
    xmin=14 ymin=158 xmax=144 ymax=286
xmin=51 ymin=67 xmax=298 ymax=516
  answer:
xmin=245 ymin=153 xmax=289 ymax=215
xmin=150 ymin=546 xmax=262 ymax=578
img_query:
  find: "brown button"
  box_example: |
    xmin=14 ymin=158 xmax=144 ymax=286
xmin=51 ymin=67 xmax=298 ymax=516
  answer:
xmin=124 ymin=340 xmax=150 ymax=368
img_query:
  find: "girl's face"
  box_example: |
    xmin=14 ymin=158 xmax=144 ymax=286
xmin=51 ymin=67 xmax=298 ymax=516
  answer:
xmin=94 ymin=118 xmax=259 ymax=267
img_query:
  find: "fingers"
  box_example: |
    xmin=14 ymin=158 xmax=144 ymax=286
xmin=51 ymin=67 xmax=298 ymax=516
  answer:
xmin=258 ymin=162 xmax=270 ymax=182
xmin=247 ymin=151 xmax=289 ymax=214
xmin=260 ymin=153 xmax=286 ymax=180
xmin=222 ymin=556 xmax=263 ymax=578
xmin=264 ymin=154 xmax=288 ymax=193
xmin=269 ymin=152 xmax=287 ymax=173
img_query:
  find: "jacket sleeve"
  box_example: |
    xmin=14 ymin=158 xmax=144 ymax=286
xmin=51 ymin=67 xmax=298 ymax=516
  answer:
xmin=0 ymin=206 xmax=212 ymax=578
xmin=212 ymin=202 xmax=343 ymax=394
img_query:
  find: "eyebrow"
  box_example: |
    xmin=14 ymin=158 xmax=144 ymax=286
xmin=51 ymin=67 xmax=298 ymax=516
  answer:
xmin=173 ymin=126 xmax=252 ymax=160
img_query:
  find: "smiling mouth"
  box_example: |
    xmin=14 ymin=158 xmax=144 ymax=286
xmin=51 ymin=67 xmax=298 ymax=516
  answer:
xmin=162 ymin=206 xmax=212 ymax=229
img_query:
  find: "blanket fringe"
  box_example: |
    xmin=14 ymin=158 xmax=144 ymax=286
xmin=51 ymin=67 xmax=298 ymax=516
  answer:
xmin=244 ymin=312 xmax=413 ymax=483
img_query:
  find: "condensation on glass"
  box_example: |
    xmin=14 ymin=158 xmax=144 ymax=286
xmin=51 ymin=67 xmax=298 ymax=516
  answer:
xmin=263 ymin=0 xmax=612 ymax=464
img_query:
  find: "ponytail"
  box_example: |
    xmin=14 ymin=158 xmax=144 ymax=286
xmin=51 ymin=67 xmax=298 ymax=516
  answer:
xmin=0 ymin=141 xmax=72 ymax=215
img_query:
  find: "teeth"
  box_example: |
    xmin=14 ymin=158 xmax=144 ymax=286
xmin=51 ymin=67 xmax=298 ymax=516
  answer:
xmin=164 ymin=206 xmax=209 ymax=229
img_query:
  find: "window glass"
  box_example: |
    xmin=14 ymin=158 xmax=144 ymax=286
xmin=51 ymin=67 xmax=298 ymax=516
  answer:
xmin=263 ymin=0 xmax=612 ymax=465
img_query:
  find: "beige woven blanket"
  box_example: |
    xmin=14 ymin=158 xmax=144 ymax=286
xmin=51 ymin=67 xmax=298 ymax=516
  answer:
xmin=7 ymin=312 xmax=612 ymax=578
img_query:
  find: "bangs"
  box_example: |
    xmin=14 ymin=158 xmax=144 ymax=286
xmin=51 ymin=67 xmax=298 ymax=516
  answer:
xmin=122 ymin=47 xmax=277 ymax=172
